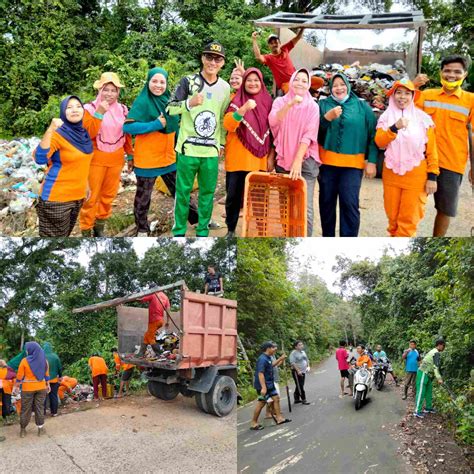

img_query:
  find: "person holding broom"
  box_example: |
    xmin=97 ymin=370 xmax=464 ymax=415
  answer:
xmin=250 ymin=341 xmax=291 ymax=430
xmin=289 ymin=340 xmax=310 ymax=405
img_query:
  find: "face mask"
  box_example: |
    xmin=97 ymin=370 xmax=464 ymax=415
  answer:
xmin=332 ymin=93 xmax=349 ymax=104
xmin=440 ymin=75 xmax=465 ymax=90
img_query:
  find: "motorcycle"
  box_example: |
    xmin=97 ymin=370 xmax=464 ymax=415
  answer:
xmin=352 ymin=363 xmax=374 ymax=410
xmin=373 ymin=357 xmax=390 ymax=391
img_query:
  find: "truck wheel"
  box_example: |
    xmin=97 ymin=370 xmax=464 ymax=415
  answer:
xmin=179 ymin=386 xmax=194 ymax=398
xmin=195 ymin=392 xmax=209 ymax=413
xmin=148 ymin=381 xmax=179 ymax=401
xmin=355 ymin=390 xmax=363 ymax=411
xmin=205 ymin=375 xmax=237 ymax=417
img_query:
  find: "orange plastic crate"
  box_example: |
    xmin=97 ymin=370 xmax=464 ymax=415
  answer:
xmin=242 ymin=172 xmax=307 ymax=237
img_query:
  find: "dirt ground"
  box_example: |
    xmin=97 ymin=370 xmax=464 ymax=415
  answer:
xmin=1 ymin=394 xmax=236 ymax=473
xmin=390 ymin=384 xmax=473 ymax=473
xmin=1 ymin=162 xmax=471 ymax=237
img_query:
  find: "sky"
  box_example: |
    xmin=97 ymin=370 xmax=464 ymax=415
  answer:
xmin=289 ymin=237 xmax=411 ymax=291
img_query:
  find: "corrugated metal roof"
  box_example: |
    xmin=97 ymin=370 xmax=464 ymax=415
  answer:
xmin=254 ymin=11 xmax=426 ymax=30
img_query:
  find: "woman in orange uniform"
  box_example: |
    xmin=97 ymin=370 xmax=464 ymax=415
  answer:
xmin=34 ymin=96 xmax=95 ymax=237
xmin=79 ymin=72 xmax=134 ymax=237
xmin=375 ymin=80 xmax=439 ymax=237
xmin=0 ymin=360 xmax=16 ymax=421
xmin=124 ymin=67 xmax=198 ymax=236
xmin=88 ymin=354 xmax=109 ymax=400
xmin=58 ymin=376 xmax=78 ymax=401
xmin=13 ymin=342 xmax=50 ymax=438
xmin=223 ymin=68 xmax=273 ymax=238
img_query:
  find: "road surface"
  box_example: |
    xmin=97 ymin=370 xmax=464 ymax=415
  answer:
xmin=1 ymin=394 xmax=236 ymax=473
xmin=237 ymin=353 xmax=411 ymax=474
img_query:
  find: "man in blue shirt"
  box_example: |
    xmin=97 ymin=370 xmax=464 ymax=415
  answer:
xmin=402 ymin=339 xmax=421 ymax=399
xmin=250 ymin=341 xmax=291 ymax=430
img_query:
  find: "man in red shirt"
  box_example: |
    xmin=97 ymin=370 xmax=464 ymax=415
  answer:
xmin=252 ymin=29 xmax=304 ymax=95
xmin=136 ymin=291 xmax=170 ymax=357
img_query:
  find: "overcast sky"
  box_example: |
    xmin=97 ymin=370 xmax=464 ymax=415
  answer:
xmin=289 ymin=237 xmax=410 ymax=291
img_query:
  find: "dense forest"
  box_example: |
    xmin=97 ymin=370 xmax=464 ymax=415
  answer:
xmin=1 ymin=0 xmax=472 ymax=138
xmin=0 ymin=238 xmax=236 ymax=382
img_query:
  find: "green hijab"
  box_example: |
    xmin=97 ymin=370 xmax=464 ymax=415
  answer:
xmin=126 ymin=67 xmax=179 ymax=134
xmin=7 ymin=350 xmax=26 ymax=372
xmin=43 ymin=342 xmax=62 ymax=379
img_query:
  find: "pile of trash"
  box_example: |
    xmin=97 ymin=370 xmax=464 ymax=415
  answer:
xmin=0 ymin=137 xmax=44 ymax=216
xmin=312 ymin=60 xmax=409 ymax=112
xmin=134 ymin=329 xmax=181 ymax=363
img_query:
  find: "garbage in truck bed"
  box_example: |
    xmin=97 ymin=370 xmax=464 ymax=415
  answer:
xmin=131 ymin=330 xmax=181 ymax=363
xmin=311 ymin=60 xmax=409 ymax=112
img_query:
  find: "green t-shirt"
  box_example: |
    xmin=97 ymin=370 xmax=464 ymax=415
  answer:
xmin=167 ymin=72 xmax=231 ymax=157
xmin=419 ymin=348 xmax=442 ymax=381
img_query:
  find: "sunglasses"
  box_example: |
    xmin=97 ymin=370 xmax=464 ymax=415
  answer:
xmin=204 ymin=54 xmax=224 ymax=64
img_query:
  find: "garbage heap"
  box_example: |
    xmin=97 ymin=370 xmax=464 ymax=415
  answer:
xmin=0 ymin=138 xmax=43 ymax=218
xmin=140 ymin=329 xmax=180 ymax=363
xmin=311 ymin=60 xmax=409 ymax=112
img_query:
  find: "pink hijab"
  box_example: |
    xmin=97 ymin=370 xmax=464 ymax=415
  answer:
xmin=84 ymin=87 xmax=128 ymax=153
xmin=269 ymin=69 xmax=320 ymax=171
xmin=377 ymin=87 xmax=433 ymax=175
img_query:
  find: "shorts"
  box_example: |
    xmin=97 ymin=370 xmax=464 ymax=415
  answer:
xmin=256 ymin=387 xmax=279 ymax=400
xmin=340 ymin=370 xmax=350 ymax=378
xmin=121 ymin=368 xmax=134 ymax=382
xmin=434 ymin=167 xmax=463 ymax=217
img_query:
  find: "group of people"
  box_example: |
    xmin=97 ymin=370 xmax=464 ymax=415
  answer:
xmin=0 ymin=341 xmax=136 ymax=441
xmin=32 ymin=30 xmax=472 ymax=238
xmin=250 ymin=336 xmax=447 ymax=430
xmin=335 ymin=338 xmax=446 ymax=418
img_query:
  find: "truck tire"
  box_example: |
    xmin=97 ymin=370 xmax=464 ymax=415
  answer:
xmin=148 ymin=381 xmax=179 ymax=401
xmin=195 ymin=392 xmax=209 ymax=413
xmin=205 ymin=375 xmax=237 ymax=417
xmin=179 ymin=386 xmax=194 ymax=398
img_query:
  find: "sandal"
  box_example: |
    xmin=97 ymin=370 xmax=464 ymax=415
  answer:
xmin=276 ymin=418 xmax=291 ymax=425
xmin=250 ymin=424 xmax=264 ymax=431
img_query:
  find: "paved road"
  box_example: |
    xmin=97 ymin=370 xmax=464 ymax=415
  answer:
xmin=237 ymin=353 xmax=411 ymax=474
xmin=1 ymin=394 xmax=236 ymax=473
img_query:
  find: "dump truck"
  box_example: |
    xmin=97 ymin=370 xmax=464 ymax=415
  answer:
xmin=73 ymin=280 xmax=238 ymax=417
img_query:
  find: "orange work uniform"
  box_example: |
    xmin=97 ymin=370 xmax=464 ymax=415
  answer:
xmin=16 ymin=359 xmax=50 ymax=392
xmin=88 ymin=356 xmax=108 ymax=377
xmin=415 ymin=88 xmax=473 ymax=175
xmin=356 ymin=354 xmax=372 ymax=368
xmin=79 ymin=110 xmax=134 ymax=230
xmin=0 ymin=367 xmax=15 ymax=395
xmin=141 ymin=292 xmax=170 ymax=345
xmin=34 ymin=133 xmax=94 ymax=202
xmin=58 ymin=376 xmax=78 ymax=400
xmin=133 ymin=131 xmax=176 ymax=170
xmin=113 ymin=353 xmax=134 ymax=372
xmin=375 ymin=126 xmax=439 ymax=237
xmin=223 ymin=112 xmax=268 ymax=172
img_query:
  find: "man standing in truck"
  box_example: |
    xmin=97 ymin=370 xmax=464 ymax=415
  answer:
xmin=136 ymin=291 xmax=170 ymax=357
xmin=251 ymin=29 xmax=304 ymax=96
xmin=204 ymin=265 xmax=224 ymax=296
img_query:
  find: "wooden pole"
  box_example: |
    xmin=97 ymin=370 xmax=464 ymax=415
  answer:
xmin=72 ymin=280 xmax=186 ymax=313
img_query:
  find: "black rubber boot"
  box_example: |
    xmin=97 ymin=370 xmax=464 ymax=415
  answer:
xmin=93 ymin=219 xmax=107 ymax=237
xmin=151 ymin=344 xmax=161 ymax=356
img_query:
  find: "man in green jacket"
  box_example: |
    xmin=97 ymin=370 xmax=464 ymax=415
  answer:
xmin=168 ymin=41 xmax=231 ymax=237
xmin=414 ymin=338 xmax=445 ymax=418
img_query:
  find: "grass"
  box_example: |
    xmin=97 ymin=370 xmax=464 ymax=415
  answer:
xmin=106 ymin=211 xmax=135 ymax=234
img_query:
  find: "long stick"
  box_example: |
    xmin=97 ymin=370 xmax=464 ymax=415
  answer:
xmin=282 ymin=340 xmax=292 ymax=413
xmin=72 ymin=281 xmax=186 ymax=313
xmin=154 ymin=290 xmax=183 ymax=335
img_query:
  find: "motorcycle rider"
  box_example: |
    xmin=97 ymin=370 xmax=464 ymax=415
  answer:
xmin=414 ymin=338 xmax=446 ymax=419
xmin=402 ymin=340 xmax=420 ymax=399
xmin=373 ymin=344 xmax=399 ymax=386
xmin=355 ymin=345 xmax=373 ymax=368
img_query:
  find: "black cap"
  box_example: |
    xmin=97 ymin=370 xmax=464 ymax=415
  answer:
xmin=203 ymin=41 xmax=226 ymax=58
xmin=261 ymin=341 xmax=277 ymax=352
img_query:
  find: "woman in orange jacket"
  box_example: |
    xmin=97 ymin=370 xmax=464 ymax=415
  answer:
xmin=0 ymin=360 xmax=16 ymax=421
xmin=375 ymin=80 xmax=439 ymax=237
xmin=13 ymin=342 xmax=50 ymax=438
xmin=79 ymin=72 xmax=134 ymax=237
xmin=223 ymin=67 xmax=273 ymax=237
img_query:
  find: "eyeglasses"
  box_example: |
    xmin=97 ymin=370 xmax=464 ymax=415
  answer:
xmin=204 ymin=54 xmax=224 ymax=64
